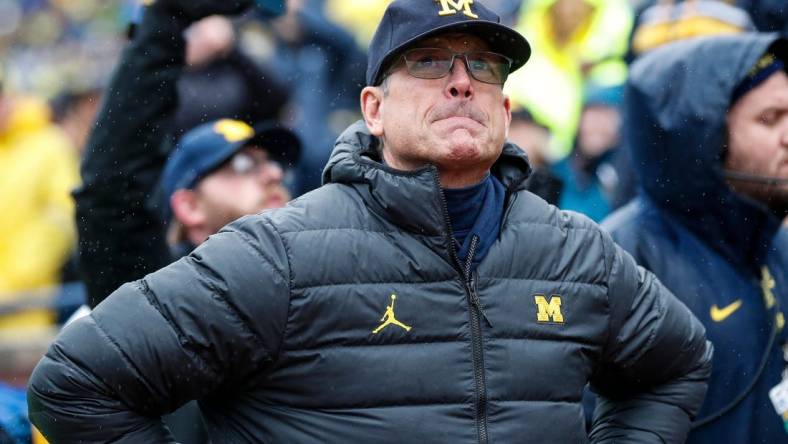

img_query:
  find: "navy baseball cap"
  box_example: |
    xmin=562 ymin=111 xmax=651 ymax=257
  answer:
xmin=366 ymin=0 xmax=531 ymax=86
xmin=161 ymin=118 xmax=300 ymax=204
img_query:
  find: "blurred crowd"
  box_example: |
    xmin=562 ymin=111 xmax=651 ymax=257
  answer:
xmin=0 ymin=0 xmax=787 ymax=442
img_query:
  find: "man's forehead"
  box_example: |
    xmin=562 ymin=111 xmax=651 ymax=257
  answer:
xmin=238 ymin=144 xmax=269 ymax=156
xmin=735 ymin=70 xmax=788 ymax=110
xmin=413 ymin=33 xmax=490 ymax=50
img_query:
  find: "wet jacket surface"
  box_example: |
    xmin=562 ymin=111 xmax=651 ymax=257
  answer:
xmin=603 ymin=33 xmax=788 ymax=443
xmin=29 ymin=126 xmax=712 ymax=442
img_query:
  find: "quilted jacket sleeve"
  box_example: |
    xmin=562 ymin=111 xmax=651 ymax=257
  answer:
xmin=27 ymin=218 xmax=291 ymax=443
xmin=589 ymin=231 xmax=713 ymax=443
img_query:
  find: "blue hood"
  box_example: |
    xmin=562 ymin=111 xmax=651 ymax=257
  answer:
xmin=625 ymin=33 xmax=786 ymax=268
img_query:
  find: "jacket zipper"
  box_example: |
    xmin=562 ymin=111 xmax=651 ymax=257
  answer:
xmin=432 ymin=169 xmax=490 ymax=444
xmin=465 ymin=238 xmax=492 ymax=328
xmin=464 ymin=236 xmax=491 ymax=444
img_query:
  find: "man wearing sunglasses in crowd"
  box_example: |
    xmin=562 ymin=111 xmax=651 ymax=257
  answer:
xmin=28 ymin=0 xmax=712 ymax=442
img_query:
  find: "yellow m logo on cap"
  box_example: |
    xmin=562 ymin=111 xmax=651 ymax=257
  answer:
xmin=436 ymin=0 xmax=479 ymax=19
xmin=213 ymin=119 xmax=254 ymax=143
xmin=534 ymin=295 xmax=564 ymax=324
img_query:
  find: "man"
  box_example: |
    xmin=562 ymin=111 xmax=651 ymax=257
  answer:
xmin=603 ymin=34 xmax=788 ymax=442
xmin=161 ymin=119 xmax=298 ymax=250
xmin=28 ymin=1 xmax=712 ymax=442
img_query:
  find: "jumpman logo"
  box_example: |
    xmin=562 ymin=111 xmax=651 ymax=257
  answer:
xmin=372 ymin=294 xmax=412 ymax=334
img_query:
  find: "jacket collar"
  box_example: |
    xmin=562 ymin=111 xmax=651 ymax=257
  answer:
xmin=322 ymin=120 xmax=532 ymax=236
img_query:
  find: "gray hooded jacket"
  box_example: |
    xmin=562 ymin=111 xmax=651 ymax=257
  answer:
xmin=28 ymin=122 xmax=712 ymax=443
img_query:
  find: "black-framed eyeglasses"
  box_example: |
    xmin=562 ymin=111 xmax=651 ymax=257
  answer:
xmin=400 ymin=47 xmax=513 ymax=85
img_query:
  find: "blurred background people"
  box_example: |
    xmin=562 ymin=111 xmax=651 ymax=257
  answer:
xmin=49 ymin=87 xmax=102 ymax=157
xmin=630 ymin=0 xmax=787 ymax=62
xmin=505 ymin=0 xmax=633 ymax=159
xmin=629 ymin=0 xmax=756 ymax=60
xmin=0 ymin=0 xmax=123 ymax=98
xmin=507 ymin=107 xmax=563 ymax=205
xmin=553 ymin=82 xmax=629 ymax=221
xmin=75 ymin=2 xmax=299 ymax=313
xmin=0 ymin=81 xmax=79 ymax=331
xmin=266 ymin=0 xmax=365 ymax=194
xmin=173 ymin=14 xmax=290 ymax=138
xmin=48 ymin=86 xmax=104 ymax=323
xmin=603 ymin=34 xmax=788 ymax=442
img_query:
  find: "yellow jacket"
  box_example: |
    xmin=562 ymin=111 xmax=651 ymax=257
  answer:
xmin=505 ymin=0 xmax=633 ymax=158
xmin=0 ymin=96 xmax=79 ymax=329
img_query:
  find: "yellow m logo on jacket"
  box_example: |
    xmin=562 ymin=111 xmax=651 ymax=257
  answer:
xmin=534 ymin=295 xmax=564 ymax=323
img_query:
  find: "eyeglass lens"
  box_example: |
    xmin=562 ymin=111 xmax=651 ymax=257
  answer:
xmin=227 ymin=151 xmax=281 ymax=176
xmin=402 ymin=48 xmax=511 ymax=84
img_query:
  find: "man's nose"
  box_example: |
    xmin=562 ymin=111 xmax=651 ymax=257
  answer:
xmin=446 ymin=56 xmax=474 ymax=99
xmin=780 ymin=119 xmax=788 ymax=148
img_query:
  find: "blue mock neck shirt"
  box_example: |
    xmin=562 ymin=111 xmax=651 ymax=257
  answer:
xmin=443 ymin=173 xmax=506 ymax=270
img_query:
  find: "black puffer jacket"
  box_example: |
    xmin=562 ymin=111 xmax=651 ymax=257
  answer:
xmin=28 ymin=122 xmax=712 ymax=443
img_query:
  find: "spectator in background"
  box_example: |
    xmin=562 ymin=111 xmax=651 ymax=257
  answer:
xmin=553 ymin=83 xmax=625 ymax=222
xmin=630 ymin=0 xmax=787 ymax=60
xmin=49 ymin=87 xmax=102 ymax=157
xmin=268 ymin=0 xmax=365 ymax=194
xmin=0 ymin=79 xmax=79 ymax=330
xmin=49 ymin=86 xmax=104 ymax=322
xmin=173 ymin=14 xmax=290 ymax=138
xmin=628 ymin=0 xmax=755 ymax=61
xmin=161 ymin=120 xmax=299 ymax=254
xmin=603 ymin=34 xmax=788 ymax=442
xmin=507 ymin=108 xmax=563 ymax=205
xmin=505 ymin=0 xmax=633 ymax=159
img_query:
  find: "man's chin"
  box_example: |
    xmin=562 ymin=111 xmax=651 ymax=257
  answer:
xmin=439 ymin=131 xmax=481 ymax=154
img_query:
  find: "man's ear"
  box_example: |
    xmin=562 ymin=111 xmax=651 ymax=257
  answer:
xmin=361 ymin=86 xmax=385 ymax=136
xmin=170 ymin=189 xmax=204 ymax=228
